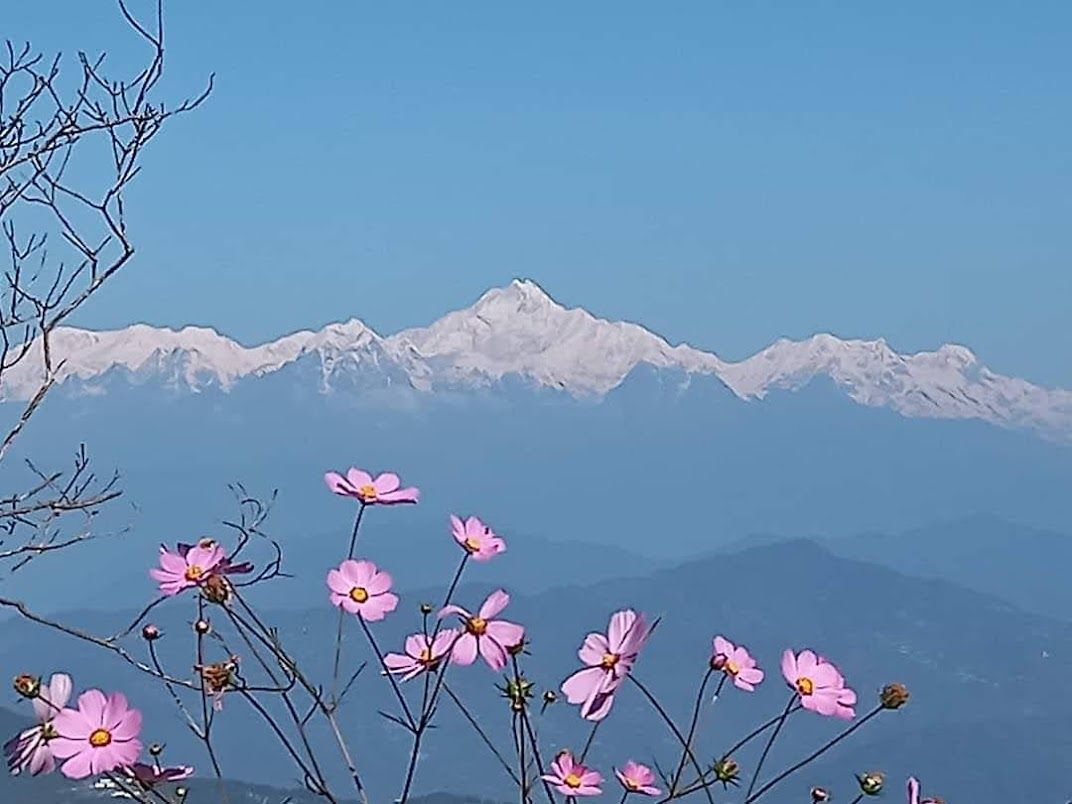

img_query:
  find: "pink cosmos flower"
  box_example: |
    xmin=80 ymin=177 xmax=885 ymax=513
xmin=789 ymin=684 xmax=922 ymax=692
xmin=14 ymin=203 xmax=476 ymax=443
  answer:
xmin=438 ymin=589 xmax=525 ymax=671
xmin=324 ymin=468 xmax=419 ymax=505
xmin=781 ymin=649 xmax=857 ymax=720
xmin=616 ymin=760 xmax=661 ymax=796
xmin=542 ymin=750 xmax=602 ymax=797
xmin=383 ymin=630 xmax=459 ymax=681
xmin=50 ymin=690 xmax=142 ymax=780
xmin=907 ymin=776 xmax=942 ymax=804
xmin=451 ymin=515 xmax=506 ymax=562
xmin=327 ymin=560 xmax=399 ymax=621
xmin=711 ymin=635 xmax=765 ymax=692
xmin=127 ymin=762 xmax=194 ymax=787
xmin=4 ymin=672 xmax=72 ymax=776
xmin=177 ymin=540 xmax=253 ymax=576
xmin=149 ymin=543 xmax=225 ymax=597
xmin=561 ymin=609 xmax=649 ymax=721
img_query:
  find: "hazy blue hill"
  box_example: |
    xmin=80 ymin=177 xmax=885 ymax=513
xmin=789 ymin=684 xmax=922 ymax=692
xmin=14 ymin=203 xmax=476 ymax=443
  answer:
xmin=3 ymin=371 xmax=1071 ymax=616
xmin=1 ymin=541 xmax=1067 ymax=802
xmin=824 ymin=515 xmax=1072 ymax=620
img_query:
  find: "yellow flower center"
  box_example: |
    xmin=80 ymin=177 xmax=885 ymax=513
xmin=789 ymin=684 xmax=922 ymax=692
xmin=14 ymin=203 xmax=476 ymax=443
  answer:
xmin=725 ymin=660 xmax=740 ymax=675
xmin=184 ymin=565 xmax=204 ymax=582
xmin=419 ymin=647 xmax=433 ymax=663
xmin=357 ymin=484 xmax=377 ymax=501
xmin=467 ymin=616 xmax=488 ymax=636
xmin=601 ymin=652 xmax=620 ymax=669
xmin=625 ymin=778 xmax=640 ymax=790
xmin=349 ymin=586 xmax=369 ymax=603
xmin=565 ymin=773 xmax=582 ymax=788
xmin=89 ymin=728 xmax=112 ymax=748
xmin=464 ymin=536 xmax=482 ymax=552
xmin=796 ymin=677 xmax=815 ymax=696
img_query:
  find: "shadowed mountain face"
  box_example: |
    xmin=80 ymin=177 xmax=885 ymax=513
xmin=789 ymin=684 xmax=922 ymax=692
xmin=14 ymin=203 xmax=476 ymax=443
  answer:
xmin=0 ymin=542 xmax=1066 ymax=803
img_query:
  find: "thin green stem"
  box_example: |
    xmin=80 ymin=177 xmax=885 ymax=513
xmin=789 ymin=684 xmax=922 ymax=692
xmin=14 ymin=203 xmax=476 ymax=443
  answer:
xmin=331 ymin=503 xmax=367 ymax=704
xmin=627 ymin=675 xmax=715 ymax=804
xmin=669 ymin=668 xmax=720 ymax=795
xmin=745 ymin=706 xmax=884 ymax=803
xmin=744 ymin=694 xmax=796 ymax=801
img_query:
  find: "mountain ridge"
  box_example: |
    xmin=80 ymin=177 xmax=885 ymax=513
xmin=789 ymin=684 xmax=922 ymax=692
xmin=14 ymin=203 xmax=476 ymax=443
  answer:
xmin=3 ymin=278 xmax=1069 ymax=441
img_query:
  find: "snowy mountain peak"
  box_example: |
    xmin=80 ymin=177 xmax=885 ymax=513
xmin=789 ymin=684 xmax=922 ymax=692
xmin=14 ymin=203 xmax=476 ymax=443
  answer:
xmin=0 ymin=281 xmax=1068 ymax=442
xmin=389 ymin=279 xmax=722 ymax=394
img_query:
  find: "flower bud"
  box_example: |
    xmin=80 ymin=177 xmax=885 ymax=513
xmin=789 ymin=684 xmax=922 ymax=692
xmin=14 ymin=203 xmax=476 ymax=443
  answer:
xmin=194 ymin=619 xmax=211 ymax=635
xmin=197 ymin=538 xmax=216 ymax=549
xmin=709 ymin=652 xmax=729 ymax=672
xmin=142 ymin=624 xmax=161 ymax=641
xmin=13 ymin=674 xmax=41 ymax=699
xmin=149 ymin=742 xmax=164 ymax=756
xmin=857 ymin=771 xmax=885 ymax=796
xmin=712 ymin=757 xmax=740 ymax=788
xmin=880 ymin=682 xmax=910 ymax=710
xmin=202 ymin=574 xmax=232 ymax=605
xmin=419 ymin=602 xmax=434 ymax=615
xmin=542 ymin=690 xmax=557 ymax=705
xmin=176 ymin=786 xmax=188 ymax=799
xmin=810 ymin=787 xmax=831 ymax=802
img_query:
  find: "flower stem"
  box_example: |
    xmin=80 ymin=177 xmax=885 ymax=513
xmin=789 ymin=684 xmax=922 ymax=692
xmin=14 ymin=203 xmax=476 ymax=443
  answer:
xmin=578 ymin=720 xmax=601 ymax=762
xmin=669 ymin=668 xmax=720 ymax=795
xmin=331 ymin=503 xmax=367 ymax=705
xmin=744 ymin=693 xmax=797 ymax=801
xmin=356 ymin=614 xmax=416 ymax=730
xmin=745 ymin=705 xmax=884 ymax=803
xmin=627 ymin=675 xmax=715 ymax=804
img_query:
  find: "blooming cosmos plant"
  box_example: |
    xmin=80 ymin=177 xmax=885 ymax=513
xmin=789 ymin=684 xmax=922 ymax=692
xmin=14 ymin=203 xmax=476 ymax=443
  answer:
xmin=451 ymin=515 xmax=506 ymax=561
xmin=149 ymin=542 xmax=225 ymax=597
xmin=324 ymin=468 xmax=419 ymax=506
xmin=781 ymin=649 xmax=857 ymax=720
xmin=327 ymin=559 xmax=399 ymax=621
xmin=50 ymin=690 xmax=142 ymax=779
xmin=4 ymin=673 xmax=72 ymax=776
xmin=561 ymin=609 xmax=649 ymax=721
xmin=439 ymin=589 xmax=525 ymax=672
xmin=384 ymin=630 xmax=459 ymax=681
xmin=711 ymin=635 xmax=765 ymax=692
xmin=542 ymin=750 xmax=602 ymax=797
xmin=616 ymin=760 xmax=661 ymax=796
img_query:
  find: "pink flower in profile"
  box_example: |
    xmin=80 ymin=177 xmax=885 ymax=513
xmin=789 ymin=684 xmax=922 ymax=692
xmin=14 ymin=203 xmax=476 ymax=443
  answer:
xmin=50 ymin=690 xmax=142 ymax=780
xmin=4 ymin=672 xmax=72 ymax=776
xmin=149 ymin=543 xmax=225 ymax=597
xmin=907 ymin=776 xmax=942 ymax=804
xmin=561 ymin=609 xmax=649 ymax=721
xmin=542 ymin=750 xmax=602 ymax=797
xmin=439 ymin=590 xmax=525 ymax=671
xmin=177 ymin=540 xmax=253 ymax=576
xmin=324 ymin=468 xmax=419 ymax=506
xmin=451 ymin=515 xmax=506 ymax=562
xmin=126 ymin=762 xmax=194 ymax=788
xmin=327 ymin=560 xmax=398 ymax=621
xmin=711 ymin=635 xmax=765 ymax=692
xmin=781 ymin=649 xmax=856 ymax=720
xmin=384 ymin=630 xmax=459 ymax=681
xmin=616 ymin=760 xmax=661 ymax=796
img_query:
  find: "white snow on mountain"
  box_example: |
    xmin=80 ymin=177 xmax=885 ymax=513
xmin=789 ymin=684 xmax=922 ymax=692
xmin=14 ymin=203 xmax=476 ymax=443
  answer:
xmin=1 ymin=279 xmax=1069 ymax=441
xmin=388 ymin=280 xmax=723 ymax=394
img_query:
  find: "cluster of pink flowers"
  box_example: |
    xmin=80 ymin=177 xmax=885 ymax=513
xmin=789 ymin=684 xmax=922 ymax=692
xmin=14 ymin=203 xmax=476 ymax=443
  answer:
xmin=543 ymin=753 xmax=663 ymax=798
xmin=3 ymin=674 xmax=175 ymax=784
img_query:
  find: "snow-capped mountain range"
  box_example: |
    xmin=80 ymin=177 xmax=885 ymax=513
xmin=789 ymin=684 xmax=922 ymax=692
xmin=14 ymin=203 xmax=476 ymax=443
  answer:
xmin=3 ymin=279 xmax=1070 ymax=441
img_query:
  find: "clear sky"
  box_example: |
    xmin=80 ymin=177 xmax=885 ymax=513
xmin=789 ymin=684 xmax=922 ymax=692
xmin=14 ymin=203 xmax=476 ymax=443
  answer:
xmin=9 ymin=1 xmax=1071 ymax=385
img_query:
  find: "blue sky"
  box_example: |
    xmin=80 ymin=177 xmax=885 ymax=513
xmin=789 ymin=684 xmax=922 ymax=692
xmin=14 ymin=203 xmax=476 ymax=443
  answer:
xmin=10 ymin=1 xmax=1071 ymax=384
